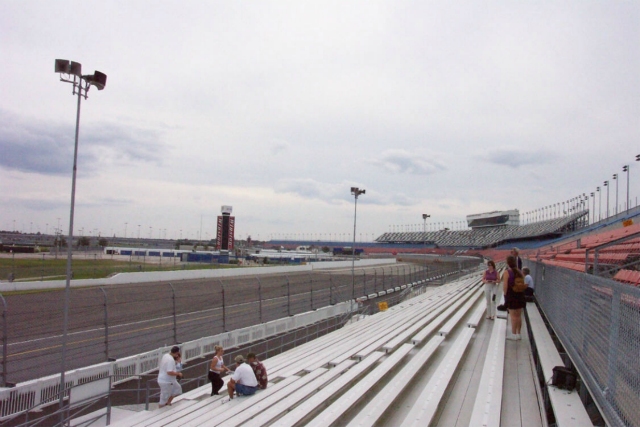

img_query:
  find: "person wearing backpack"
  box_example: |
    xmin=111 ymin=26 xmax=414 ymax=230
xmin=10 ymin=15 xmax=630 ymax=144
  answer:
xmin=502 ymin=255 xmax=526 ymax=341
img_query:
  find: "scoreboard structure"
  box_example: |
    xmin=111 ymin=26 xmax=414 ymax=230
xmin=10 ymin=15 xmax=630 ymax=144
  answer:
xmin=216 ymin=205 xmax=235 ymax=251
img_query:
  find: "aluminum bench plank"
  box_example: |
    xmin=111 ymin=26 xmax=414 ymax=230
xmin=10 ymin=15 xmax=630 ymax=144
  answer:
xmin=211 ymin=368 xmax=333 ymax=427
xmin=438 ymin=287 xmax=483 ymax=336
xmin=346 ymin=335 xmax=445 ymax=427
xmin=467 ymin=318 xmax=507 ymax=427
xmin=274 ymin=351 xmax=385 ymax=427
xmin=305 ymin=343 xmax=414 ymax=427
xmin=382 ymin=284 xmax=477 ymax=353
xmin=401 ymin=327 xmax=475 ymax=426
xmin=467 ymin=298 xmax=487 ymax=328
xmin=233 ymin=359 xmax=358 ymax=427
xmin=526 ymin=303 xmax=593 ymax=427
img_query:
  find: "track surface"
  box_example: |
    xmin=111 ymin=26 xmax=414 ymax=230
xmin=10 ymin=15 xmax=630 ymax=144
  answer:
xmin=1 ymin=262 xmax=473 ymax=384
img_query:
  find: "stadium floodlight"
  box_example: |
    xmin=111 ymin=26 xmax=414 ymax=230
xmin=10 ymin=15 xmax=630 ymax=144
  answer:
xmin=54 ymin=59 xmax=106 ymax=412
xmin=350 ymin=187 xmax=365 ymax=300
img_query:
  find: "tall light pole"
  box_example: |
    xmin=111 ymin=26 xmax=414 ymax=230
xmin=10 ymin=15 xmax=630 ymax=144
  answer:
xmin=124 ymin=222 xmax=128 ymax=238
xmin=54 ymin=59 xmax=107 ymax=411
xmin=613 ymin=174 xmax=619 ymax=215
xmin=350 ymin=187 xmax=365 ymax=300
xmin=623 ymin=165 xmax=630 ymax=213
xmin=590 ymin=192 xmax=595 ymax=224
xmin=604 ymin=181 xmax=609 ymax=219
xmin=597 ymin=187 xmax=601 ymax=222
xmin=422 ymin=214 xmax=430 ymax=275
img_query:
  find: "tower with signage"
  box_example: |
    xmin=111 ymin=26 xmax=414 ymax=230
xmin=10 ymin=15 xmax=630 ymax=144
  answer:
xmin=216 ymin=206 xmax=235 ymax=262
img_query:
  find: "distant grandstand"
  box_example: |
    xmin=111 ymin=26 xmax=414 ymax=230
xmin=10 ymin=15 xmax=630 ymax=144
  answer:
xmin=375 ymin=210 xmax=589 ymax=249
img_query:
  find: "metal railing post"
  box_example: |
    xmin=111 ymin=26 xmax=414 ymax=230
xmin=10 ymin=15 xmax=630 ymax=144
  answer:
xmin=100 ymin=287 xmax=109 ymax=361
xmin=0 ymin=293 xmax=6 ymax=386
xmin=169 ymin=283 xmax=177 ymax=343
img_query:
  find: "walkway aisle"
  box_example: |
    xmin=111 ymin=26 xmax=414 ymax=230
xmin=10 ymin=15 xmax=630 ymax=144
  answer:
xmin=500 ymin=320 xmax=543 ymax=427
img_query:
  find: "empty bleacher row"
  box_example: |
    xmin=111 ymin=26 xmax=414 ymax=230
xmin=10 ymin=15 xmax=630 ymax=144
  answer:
xmin=376 ymin=211 xmax=588 ymax=248
xmin=530 ymin=222 xmax=640 ymax=285
xmin=104 ymin=271 xmax=594 ymax=427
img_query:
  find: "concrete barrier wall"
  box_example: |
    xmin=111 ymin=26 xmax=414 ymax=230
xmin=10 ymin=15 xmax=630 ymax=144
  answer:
xmin=0 ymin=258 xmax=396 ymax=292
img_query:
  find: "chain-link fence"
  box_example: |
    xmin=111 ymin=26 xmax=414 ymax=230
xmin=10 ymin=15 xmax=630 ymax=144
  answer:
xmin=527 ymin=260 xmax=640 ymax=427
xmin=0 ymin=260 xmax=479 ymax=386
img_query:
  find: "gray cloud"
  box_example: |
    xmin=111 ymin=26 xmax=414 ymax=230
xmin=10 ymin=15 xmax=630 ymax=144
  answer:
xmin=481 ymin=146 xmax=556 ymax=168
xmin=368 ymin=149 xmax=446 ymax=175
xmin=0 ymin=109 xmax=166 ymax=176
xmin=274 ymin=178 xmax=419 ymax=207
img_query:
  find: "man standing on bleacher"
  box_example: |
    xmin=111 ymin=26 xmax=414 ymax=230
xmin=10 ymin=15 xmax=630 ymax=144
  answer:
xmin=227 ymin=355 xmax=259 ymax=399
xmin=158 ymin=346 xmax=183 ymax=408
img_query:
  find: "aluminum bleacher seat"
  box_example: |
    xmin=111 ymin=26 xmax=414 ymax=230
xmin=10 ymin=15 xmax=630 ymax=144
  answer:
xmin=467 ymin=317 xmax=507 ymax=427
xmin=526 ymin=302 xmax=593 ymax=427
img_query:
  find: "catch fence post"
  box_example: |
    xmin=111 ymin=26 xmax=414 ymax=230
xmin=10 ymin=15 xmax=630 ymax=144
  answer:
xmin=373 ymin=269 xmax=377 ymax=293
xmin=256 ymin=276 xmax=263 ymax=323
xmin=362 ymin=269 xmax=366 ymax=296
xmin=286 ymin=275 xmax=291 ymax=316
xmin=169 ymin=283 xmax=177 ymax=343
xmin=0 ymin=293 xmax=6 ymax=386
xmin=221 ymin=282 xmax=227 ymax=332
xmin=309 ymin=273 xmax=314 ymax=310
xmin=100 ymin=287 xmax=109 ymax=360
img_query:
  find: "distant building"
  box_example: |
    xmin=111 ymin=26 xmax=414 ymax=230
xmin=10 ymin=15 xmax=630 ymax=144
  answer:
xmin=466 ymin=209 xmax=519 ymax=229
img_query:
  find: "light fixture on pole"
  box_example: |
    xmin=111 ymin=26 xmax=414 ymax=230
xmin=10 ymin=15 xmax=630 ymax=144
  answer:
xmin=350 ymin=187 xmax=365 ymax=300
xmin=54 ymin=59 xmax=107 ymax=411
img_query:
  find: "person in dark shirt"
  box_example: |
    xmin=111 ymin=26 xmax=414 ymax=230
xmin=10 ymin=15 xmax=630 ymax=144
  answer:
xmin=247 ymin=353 xmax=268 ymax=389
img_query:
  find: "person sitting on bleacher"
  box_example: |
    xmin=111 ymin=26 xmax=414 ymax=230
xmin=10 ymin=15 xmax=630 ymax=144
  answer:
xmin=523 ymin=267 xmax=535 ymax=301
xmin=227 ymin=355 xmax=259 ymax=399
xmin=247 ymin=353 xmax=268 ymax=389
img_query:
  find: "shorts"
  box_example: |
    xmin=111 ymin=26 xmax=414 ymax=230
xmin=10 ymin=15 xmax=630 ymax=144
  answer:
xmin=235 ymin=383 xmax=258 ymax=396
xmin=159 ymin=381 xmax=182 ymax=405
xmin=506 ymin=295 xmax=526 ymax=310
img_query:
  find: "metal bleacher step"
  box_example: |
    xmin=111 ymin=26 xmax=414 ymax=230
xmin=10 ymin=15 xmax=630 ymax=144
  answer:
xmin=467 ymin=317 xmax=507 ymax=427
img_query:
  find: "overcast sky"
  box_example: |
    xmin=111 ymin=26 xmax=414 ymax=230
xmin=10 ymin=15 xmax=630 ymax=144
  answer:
xmin=1 ymin=1 xmax=638 ymax=242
